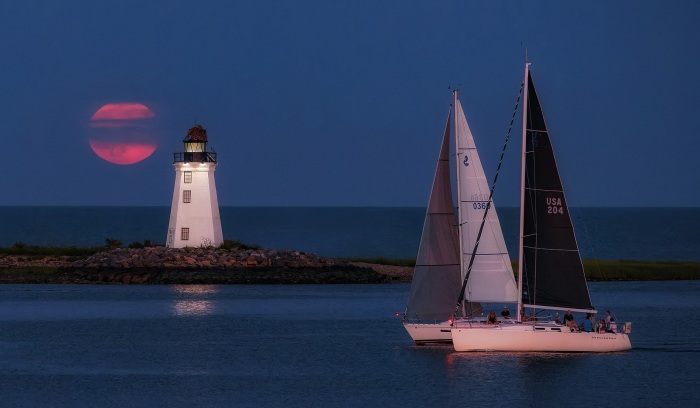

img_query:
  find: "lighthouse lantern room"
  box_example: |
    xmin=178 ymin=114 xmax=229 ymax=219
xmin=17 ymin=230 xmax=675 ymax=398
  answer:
xmin=166 ymin=124 xmax=224 ymax=248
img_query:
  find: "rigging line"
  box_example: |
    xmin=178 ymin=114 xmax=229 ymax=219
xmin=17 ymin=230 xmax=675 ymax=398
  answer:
xmin=523 ymin=246 xmax=579 ymax=252
xmin=454 ymin=81 xmax=525 ymax=313
xmin=525 ymin=187 xmax=564 ymax=193
xmin=575 ymin=207 xmax=603 ymax=279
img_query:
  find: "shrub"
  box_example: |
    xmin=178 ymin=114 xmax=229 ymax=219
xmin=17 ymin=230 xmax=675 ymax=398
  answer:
xmin=143 ymin=239 xmax=158 ymax=247
xmin=219 ymin=239 xmax=261 ymax=251
xmin=105 ymin=238 xmax=122 ymax=249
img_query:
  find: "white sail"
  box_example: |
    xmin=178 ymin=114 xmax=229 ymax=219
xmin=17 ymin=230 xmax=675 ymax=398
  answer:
xmin=454 ymin=94 xmax=518 ymax=303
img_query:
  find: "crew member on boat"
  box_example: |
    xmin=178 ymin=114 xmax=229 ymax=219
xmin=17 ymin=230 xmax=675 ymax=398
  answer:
xmin=597 ymin=318 xmax=606 ymax=333
xmin=500 ymin=306 xmax=511 ymax=319
xmin=487 ymin=311 xmax=499 ymax=324
xmin=582 ymin=313 xmax=594 ymax=332
xmin=563 ymin=310 xmax=574 ymax=324
xmin=605 ymin=311 xmax=618 ymax=333
xmin=564 ymin=310 xmax=578 ymax=330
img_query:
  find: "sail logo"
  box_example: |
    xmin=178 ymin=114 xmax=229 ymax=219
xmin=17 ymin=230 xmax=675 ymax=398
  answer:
xmin=546 ymin=197 xmax=564 ymax=215
xmin=463 ymin=156 xmax=469 ymax=166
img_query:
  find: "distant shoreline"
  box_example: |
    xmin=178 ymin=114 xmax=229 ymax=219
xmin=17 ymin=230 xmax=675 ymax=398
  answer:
xmin=0 ymin=246 xmax=408 ymax=284
xmin=0 ymin=266 xmax=398 ymax=285
xmin=0 ymin=245 xmax=698 ymax=283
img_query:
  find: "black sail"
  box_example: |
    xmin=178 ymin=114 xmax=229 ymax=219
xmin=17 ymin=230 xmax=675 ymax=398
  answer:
xmin=521 ymin=72 xmax=594 ymax=311
xmin=405 ymin=112 xmax=462 ymax=320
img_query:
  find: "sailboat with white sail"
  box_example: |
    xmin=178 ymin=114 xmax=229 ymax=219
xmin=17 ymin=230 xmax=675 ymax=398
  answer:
xmin=451 ymin=61 xmax=632 ymax=352
xmin=403 ymin=90 xmax=517 ymax=345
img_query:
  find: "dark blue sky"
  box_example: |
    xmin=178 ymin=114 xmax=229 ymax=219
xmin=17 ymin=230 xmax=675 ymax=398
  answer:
xmin=2 ymin=1 xmax=698 ymax=207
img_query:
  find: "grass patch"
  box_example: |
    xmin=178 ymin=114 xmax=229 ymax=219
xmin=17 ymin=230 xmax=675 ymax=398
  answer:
xmin=582 ymin=260 xmax=700 ymax=280
xmin=343 ymin=258 xmax=700 ymax=280
xmin=338 ymin=257 xmax=416 ymax=267
xmin=510 ymin=260 xmax=700 ymax=280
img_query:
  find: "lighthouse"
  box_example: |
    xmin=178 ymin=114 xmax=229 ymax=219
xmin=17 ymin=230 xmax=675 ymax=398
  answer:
xmin=166 ymin=124 xmax=224 ymax=248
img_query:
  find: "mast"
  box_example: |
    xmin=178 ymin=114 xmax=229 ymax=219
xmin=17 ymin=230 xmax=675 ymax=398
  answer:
xmin=453 ymin=89 xmax=465 ymax=313
xmin=517 ymin=61 xmax=530 ymax=322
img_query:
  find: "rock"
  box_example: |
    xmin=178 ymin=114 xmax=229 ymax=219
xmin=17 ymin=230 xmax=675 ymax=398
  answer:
xmin=0 ymin=245 xmax=398 ymax=284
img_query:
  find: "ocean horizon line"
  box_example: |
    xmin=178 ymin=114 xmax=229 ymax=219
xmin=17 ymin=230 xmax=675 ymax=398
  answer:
xmin=2 ymin=205 xmax=700 ymax=209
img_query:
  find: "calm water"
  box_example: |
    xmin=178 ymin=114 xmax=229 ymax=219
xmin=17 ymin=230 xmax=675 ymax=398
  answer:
xmin=1 ymin=207 xmax=699 ymax=406
xmin=2 ymin=206 xmax=700 ymax=260
xmin=0 ymin=282 xmax=698 ymax=407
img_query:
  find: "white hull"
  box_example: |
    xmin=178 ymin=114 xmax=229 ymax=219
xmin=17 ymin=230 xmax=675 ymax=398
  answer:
xmin=452 ymin=320 xmax=631 ymax=352
xmin=403 ymin=322 xmax=453 ymax=345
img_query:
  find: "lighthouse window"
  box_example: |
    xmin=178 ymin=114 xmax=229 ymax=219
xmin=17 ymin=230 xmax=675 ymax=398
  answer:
xmin=181 ymin=228 xmax=190 ymax=240
xmin=183 ymin=171 xmax=192 ymax=183
xmin=183 ymin=190 xmax=192 ymax=203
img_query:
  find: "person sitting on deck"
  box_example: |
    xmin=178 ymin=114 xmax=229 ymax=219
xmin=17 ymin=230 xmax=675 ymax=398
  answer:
xmin=597 ymin=319 xmax=606 ymax=333
xmin=607 ymin=316 xmax=618 ymax=333
xmin=605 ymin=311 xmax=613 ymax=331
xmin=582 ymin=313 xmax=594 ymax=332
xmin=563 ymin=310 xmax=574 ymax=324
xmin=501 ymin=306 xmax=511 ymax=319
xmin=487 ymin=310 xmax=499 ymax=324
xmin=563 ymin=310 xmax=578 ymax=331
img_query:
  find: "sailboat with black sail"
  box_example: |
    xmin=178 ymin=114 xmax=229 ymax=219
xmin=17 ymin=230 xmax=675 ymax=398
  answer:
xmin=451 ymin=61 xmax=632 ymax=352
xmin=403 ymin=90 xmax=517 ymax=344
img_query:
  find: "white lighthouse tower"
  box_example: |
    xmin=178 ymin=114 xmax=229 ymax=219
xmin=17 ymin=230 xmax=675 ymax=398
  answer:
xmin=166 ymin=124 xmax=224 ymax=248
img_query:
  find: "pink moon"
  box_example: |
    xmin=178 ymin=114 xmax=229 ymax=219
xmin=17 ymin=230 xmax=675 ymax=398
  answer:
xmin=88 ymin=102 xmax=158 ymax=165
xmin=89 ymin=140 xmax=158 ymax=165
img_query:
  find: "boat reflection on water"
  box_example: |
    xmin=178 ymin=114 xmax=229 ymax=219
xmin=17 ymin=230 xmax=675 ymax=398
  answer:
xmin=169 ymin=285 xmax=219 ymax=316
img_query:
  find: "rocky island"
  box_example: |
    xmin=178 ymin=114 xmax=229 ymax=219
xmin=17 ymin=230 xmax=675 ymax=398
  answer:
xmin=0 ymin=246 xmax=413 ymax=284
xmin=3 ymin=243 xmax=692 ymax=283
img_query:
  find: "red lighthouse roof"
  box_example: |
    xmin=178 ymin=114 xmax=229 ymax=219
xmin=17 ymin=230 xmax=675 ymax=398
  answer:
xmin=183 ymin=124 xmax=208 ymax=142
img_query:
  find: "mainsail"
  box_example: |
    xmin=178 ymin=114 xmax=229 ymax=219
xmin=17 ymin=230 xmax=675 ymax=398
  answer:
xmin=405 ymin=112 xmax=462 ymax=321
xmin=454 ymin=93 xmax=518 ymax=304
xmin=520 ymin=70 xmax=594 ymax=312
